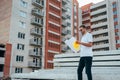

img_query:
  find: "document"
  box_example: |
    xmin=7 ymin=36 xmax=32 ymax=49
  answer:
xmin=65 ymin=37 xmax=80 ymax=53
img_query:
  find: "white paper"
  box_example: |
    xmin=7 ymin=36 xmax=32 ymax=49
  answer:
xmin=65 ymin=37 xmax=80 ymax=53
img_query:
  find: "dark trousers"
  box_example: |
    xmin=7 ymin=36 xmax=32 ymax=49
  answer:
xmin=77 ymin=57 xmax=93 ymax=80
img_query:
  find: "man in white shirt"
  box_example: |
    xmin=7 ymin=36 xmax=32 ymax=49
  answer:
xmin=76 ymin=25 xmax=93 ymax=80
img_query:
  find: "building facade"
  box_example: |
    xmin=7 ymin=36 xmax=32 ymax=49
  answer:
xmin=78 ymin=0 xmax=120 ymax=52
xmin=0 ymin=43 xmax=12 ymax=78
xmin=61 ymin=0 xmax=73 ymax=53
xmin=81 ymin=3 xmax=93 ymax=32
xmin=91 ymin=0 xmax=120 ymax=51
xmin=44 ymin=0 xmax=62 ymax=69
xmin=72 ymin=0 xmax=79 ymax=40
xmin=0 ymin=0 xmax=46 ymax=77
xmin=0 ymin=0 xmax=80 ymax=77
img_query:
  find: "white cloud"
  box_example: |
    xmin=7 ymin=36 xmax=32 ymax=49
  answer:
xmin=78 ymin=0 xmax=104 ymax=7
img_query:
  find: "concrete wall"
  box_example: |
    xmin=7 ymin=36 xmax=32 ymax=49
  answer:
xmin=11 ymin=50 xmax=120 ymax=80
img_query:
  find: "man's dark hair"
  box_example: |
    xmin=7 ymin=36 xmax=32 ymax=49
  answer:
xmin=80 ymin=24 xmax=87 ymax=29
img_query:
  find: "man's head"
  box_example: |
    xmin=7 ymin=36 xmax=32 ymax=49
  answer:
xmin=79 ymin=25 xmax=87 ymax=34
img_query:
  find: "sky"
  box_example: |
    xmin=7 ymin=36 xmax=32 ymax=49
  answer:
xmin=78 ymin=0 xmax=104 ymax=7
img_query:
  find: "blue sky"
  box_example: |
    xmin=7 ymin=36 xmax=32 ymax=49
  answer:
xmin=78 ymin=0 xmax=104 ymax=7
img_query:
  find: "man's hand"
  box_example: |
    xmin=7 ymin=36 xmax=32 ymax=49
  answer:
xmin=76 ymin=41 xmax=81 ymax=44
xmin=76 ymin=41 xmax=93 ymax=47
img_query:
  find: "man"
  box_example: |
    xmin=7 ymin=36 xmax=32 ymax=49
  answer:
xmin=76 ymin=25 xmax=93 ymax=80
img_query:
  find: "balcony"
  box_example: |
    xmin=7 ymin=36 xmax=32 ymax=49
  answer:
xmin=30 ymin=28 xmax=43 ymax=36
xmin=62 ymin=6 xmax=67 ymax=12
xmin=90 ymin=1 xmax=106 ymax=10
xmin=28 ymin=61 xmax=41 ymax=68
xmin=91 ymin=15 xmax=107 ymax=22
xmin=0 ymin=72 xmax=3 ymax=77
xmin=62 ymin=38 xmax=66 ymax=43
xmin=49 ymin=3 xmax=60 ymax=10
xmin=93 ymin=36 xmax=109 ymax=42
xmin=62 ymin=0 xmax=67 ymax=5
xmin=30 ymin=39 xmax=42 ymax=46
xmin=93 ymin=43 xmax=109 ymax=49
xmin=62 ymin=21 xmax=67 ymax=27
xmin=92 ymin=29 xmax=108 ymax=35
xmin=62 ymin=13 xmax=67 ymax=19
xmin=85 ymin=23 xmax=91 ymax=27
xmin=91 ymin=8 xmax=107 ymax=16
xmin=29 ymin=50 xmax=42 ymax=57
xmin=92 ymin=22 xmax=107 ymax=29
xmin=31 ymin=18 xmax=43 ymax=27
xmin=0 ymin=57 xmax=4 ymax=64
xmin=62 ymin=30 xmax=67 ymax=35
xmin=32 ymin=9 xmax=44 ymax=17
xmin=82 ymin=17 xmax=90 ymax=22
xmin=32 ymin=0 xmax=44 ymax=8
xmin=61 ymin=46 xmax=68 ymax=52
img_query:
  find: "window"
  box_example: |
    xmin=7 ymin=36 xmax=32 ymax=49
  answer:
xmin=19 ymin=11 xmax=27 ymax=18
xmin=41 ymin=28 xmax=43 ymax=34
xmin=40 ymin=48 xmax=42 ymax=55
xmin=34 ymin=17 xmax=43 ymax=24
xmin=19 ymin=21 xmax=26 ymax=28
xmin=0 ymin=64 xmax=4 ymax=72
xmin=67 ymin=30 xmax=71 ymax=34
xmin=20 ymin=0 xmax=27 ymax=7
xmin=0 ymin=50 xmax=5 ymax=57
xmin=112 ymin=3 xmax=117 ymax=8
xmin=16 ymin=55 xmax=24 ymax=62
xmin=113 ymin=11 xmax=117 ymax=15
xmin=36 ymin=0 xmax=40 ymax=3
xmin=18 ymin=32 xmax=25 ymax=39
xmin=116 ymin=40 xmax=120 ymax=44
xmin=40 ymin=38 xmax=42 ymax=45
xmin=114 ymin=18 xmax=118 ymax=22
xmin=17 ymin=44 xmax=25 ymax=50
xmin=15 ymin=68 xmax=23 ymax=73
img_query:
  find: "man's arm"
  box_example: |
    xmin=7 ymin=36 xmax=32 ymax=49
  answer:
xmin=76 ymin=41 xmax=93 ymax=47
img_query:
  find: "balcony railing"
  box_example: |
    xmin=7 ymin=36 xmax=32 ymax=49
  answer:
xmin=62 ymin=6 xmax=67 ymax=12
xmin=32 ymin=0 xmax=44 ymax=8
xmin=91 ymin=15 xmax=107 ymax=22
xmin=0 ymin=72 xmax=3 ymax=77
xmin=92 ymin=22 xmax=107 ymax=29
xmin=31 ymin=18 xmax=43 ymax=27
xmin=29 ymin=50 xmax=42 ymax=57
xmin=93 ymin=43 xmax=109 ymax=49
xmin=62 ymin=0 xmax=67 ymax=5
xmin=32 ymin=9 xmax=44 ymax=17
xmin=61 ymin=46 xmax=68 ymax=52
xmin=62 ymin=13 xmax=67 ymax=19
xmin=30 ymin=39 xmax=42 ymax=46
xmin=28 ymin=61 xmax=41 ymax=68
xmin=62 ymin=38 xmax=66 ymax=43
xmin=92 ymin=29 xmax=108 ymax=35
xmin=62 ymin=21 xmax=67 ymax=27
xmin=91 ymin=8 xmax=107 ymax=16
xmin=82 ymin=17 xmax=90 ymax=21
xmin=30 ymin=28 xmax=43 ymax=36
xmin=0 ymin=57 xmax=5 ymax=64
xmin=62 ymin=30 xmax=67 ymax=35
xmin=93 ymin=36 xmax=109 ymax=42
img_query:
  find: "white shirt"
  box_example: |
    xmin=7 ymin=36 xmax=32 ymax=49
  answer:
xmin=80 ymin=32 xmax=93 ymax=57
